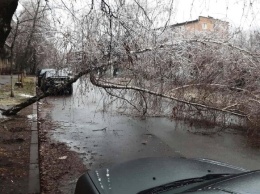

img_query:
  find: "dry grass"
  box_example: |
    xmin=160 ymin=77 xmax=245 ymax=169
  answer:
xmin=0 ymin=76 xmax=35 ymax=106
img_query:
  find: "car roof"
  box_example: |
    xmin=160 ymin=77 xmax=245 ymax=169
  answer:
xmin=44 ymin=69 xmax=69 ymax=77
xmin=40 ymin=69 xmax=56 ymax=75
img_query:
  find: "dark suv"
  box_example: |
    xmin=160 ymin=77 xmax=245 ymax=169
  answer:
xmin=37 ymin=68 xmax=55 ymax=87
xmin=40 ymin=69 xmax=73 ymax=95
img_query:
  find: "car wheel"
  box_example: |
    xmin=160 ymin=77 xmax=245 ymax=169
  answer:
xmin=68 ymin=85 xmax=73 ymax=95
xmin=40 ymin=84 xmax=45 ymax=92
xmin=42 ymin=85 xmax=48 ymax=93
xmin=38 ymin=78 xmax=41 ymax=87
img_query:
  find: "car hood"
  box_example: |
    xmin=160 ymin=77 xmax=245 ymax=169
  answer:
xmin=79 ymin=157 xmax=247 ymax=194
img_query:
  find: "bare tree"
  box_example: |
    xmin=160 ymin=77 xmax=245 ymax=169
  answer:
xmin=12 ymin=0 xmax=50 ymax=75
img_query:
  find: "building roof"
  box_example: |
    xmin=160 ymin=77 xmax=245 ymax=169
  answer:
xmin=168 ymin=16 xmax=228 ymax=29
xmin=171 ymin=18 xmax=199 ymax=28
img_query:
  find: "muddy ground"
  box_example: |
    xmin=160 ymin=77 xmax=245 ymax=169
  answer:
xmin=0 ymin=75 xmax=86 ymax=194
xmin=0 ymin=106 xmax=32 ymax=194
xmin=39 ymin=102 xmax=87 ymax=194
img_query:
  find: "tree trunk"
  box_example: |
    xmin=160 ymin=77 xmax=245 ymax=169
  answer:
xmin=0 ymin=0 xmax=18 ymax=57
xmin=2 ymin=93 xmax=48 ymax=116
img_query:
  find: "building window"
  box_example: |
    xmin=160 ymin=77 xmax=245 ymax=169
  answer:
xmin=202 ymin=23 xmax=207 ymax=30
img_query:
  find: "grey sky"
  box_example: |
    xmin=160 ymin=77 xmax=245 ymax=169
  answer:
xmin=16 ymin=0 xmax=260 ymax=30
xmin=173 ymin=0 xmax=260 ymax=30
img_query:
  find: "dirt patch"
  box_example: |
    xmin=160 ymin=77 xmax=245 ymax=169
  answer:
xmin=0 ymin=106 xmax=32 ymax=194
xmin=39 ymin=103 xmax=87 ymax=194
xmin=9 ymin=127 xmax=25 ymax=132
xmin=2 ymin=137 xmax=25 ymax=144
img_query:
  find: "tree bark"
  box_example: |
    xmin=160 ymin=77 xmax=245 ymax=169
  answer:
xmin=0 ymin=0 xmax=18 ymax=57
xmin=2 ymin=93 xmax=48 ymax=116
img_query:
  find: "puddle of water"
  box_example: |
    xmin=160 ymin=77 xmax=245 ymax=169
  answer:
xmin=19 ymin=94 xmax=34 ymax=98
xmin=44 ymin=78 xmax=260 ymax=170
xmin=27 ymin=114 xmax=37 ymax=121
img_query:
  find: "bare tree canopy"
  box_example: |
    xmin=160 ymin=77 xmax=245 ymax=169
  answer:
xmin=1 ymin=0 xmax=260 ymax=141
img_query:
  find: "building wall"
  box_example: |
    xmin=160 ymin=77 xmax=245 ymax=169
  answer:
xmin=184 ymin=16 xmax=229 ymax=38
xmin=185 ymin=16 xmax=215 ymax=32
xmin=157 ymin=16 xmax=229 ymax=43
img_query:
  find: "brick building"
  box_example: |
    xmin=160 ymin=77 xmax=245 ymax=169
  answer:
xmin=158 ymin=16 xmax=229 ymax=43
xmin=176 ymin=16 xmax=228 ymax=33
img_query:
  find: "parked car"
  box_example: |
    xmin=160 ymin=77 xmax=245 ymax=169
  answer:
xmin=40 ymin=69 xmax=73 ymax=95
xmin=74 ymin=157 xmax=260 ymax=194
xmin=37 ymin=68 xmax=55 ymax=87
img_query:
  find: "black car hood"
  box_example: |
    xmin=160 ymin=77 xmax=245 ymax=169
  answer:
xmin=84 ymin=157 xmax=247 ymax=194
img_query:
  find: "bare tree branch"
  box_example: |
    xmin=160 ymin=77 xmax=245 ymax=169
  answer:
xmin=90 ymin=75 xmax=246 ymax=117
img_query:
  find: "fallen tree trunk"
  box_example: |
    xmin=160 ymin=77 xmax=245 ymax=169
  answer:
xmin=1 ymin=64 xmax=253 ymax=118
xmin=2 ymin=67 xmax=93 ymax=116
xmin=2 ymin=93 xmax=48 ymax=116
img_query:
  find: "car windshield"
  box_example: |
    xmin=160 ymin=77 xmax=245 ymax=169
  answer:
xmin=45 ymin=70 xmax=56 ymax=77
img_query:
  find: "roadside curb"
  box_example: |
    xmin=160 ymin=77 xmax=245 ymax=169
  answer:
xmin=28 ymin=96 xmax=40 ymax=193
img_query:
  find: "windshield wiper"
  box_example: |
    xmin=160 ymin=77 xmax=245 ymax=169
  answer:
xmin=138 ymin=173 xmax=232 ymax=194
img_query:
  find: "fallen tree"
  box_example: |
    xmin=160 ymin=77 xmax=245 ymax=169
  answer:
xmin=1 ymin=68 xmax=248 ymax=117
xmin=89 ymin=74 xmax=247 ymax=117
xmin=1 ymin=0 xmax=260 ymax=132
xmin=2 ymin=67 xmax=91 ymax=115
xmin=2 ymin=38 xmax=260 ymax=119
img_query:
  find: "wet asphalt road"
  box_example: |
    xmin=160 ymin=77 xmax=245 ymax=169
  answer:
xmin=40 ymin=78 xmax=260 ymax=171
xmin=41 ymin=79 xmax=180 ymax=170
xmin=0 ymin=75 xmax=10 ymax=89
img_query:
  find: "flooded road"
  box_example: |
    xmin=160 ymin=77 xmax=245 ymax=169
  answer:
xmin=41 ymin=78 xmax=260 ymax=170
xmin=0 ymin=75 xmax=11 ymax=89
xmin=144 ymin=118 xmax=260 ymax=170
xmin=42 ymin=79 xmax=179 ymax=169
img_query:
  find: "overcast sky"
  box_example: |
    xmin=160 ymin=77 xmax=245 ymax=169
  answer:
xmin=173 ymin=0 xmax=260 ymax=30
xmin=16 ymin=0 xmax=260 ymax=30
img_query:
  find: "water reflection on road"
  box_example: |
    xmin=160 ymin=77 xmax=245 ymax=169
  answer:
xmin=44 ymin=78 xmax=260 ymax=170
